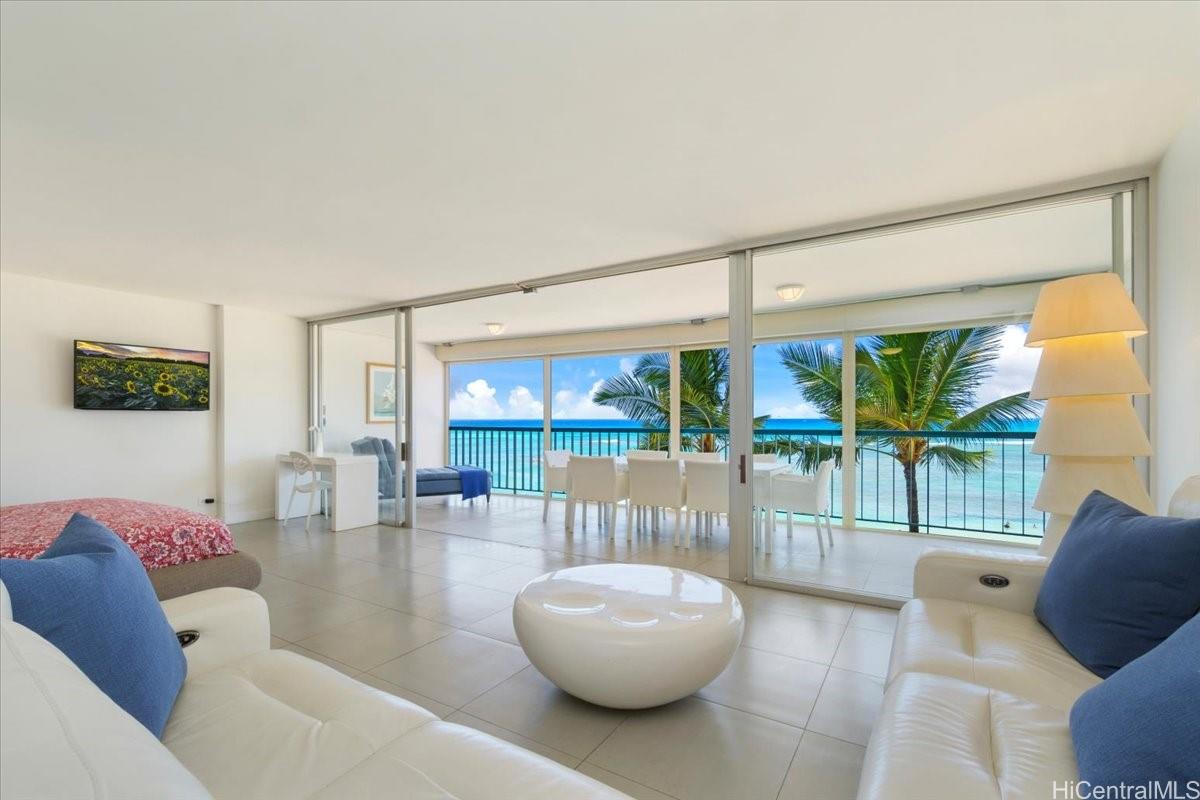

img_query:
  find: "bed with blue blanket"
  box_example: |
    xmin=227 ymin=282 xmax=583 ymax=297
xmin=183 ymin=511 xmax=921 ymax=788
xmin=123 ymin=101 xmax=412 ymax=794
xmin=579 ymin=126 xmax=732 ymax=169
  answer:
xmin=350 ymin=437 xmax=491 ymax=501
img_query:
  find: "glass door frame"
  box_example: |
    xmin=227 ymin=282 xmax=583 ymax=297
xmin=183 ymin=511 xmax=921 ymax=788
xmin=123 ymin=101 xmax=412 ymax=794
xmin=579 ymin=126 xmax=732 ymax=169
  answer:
xmin=308 ymin=307 xmax=415 ymax=528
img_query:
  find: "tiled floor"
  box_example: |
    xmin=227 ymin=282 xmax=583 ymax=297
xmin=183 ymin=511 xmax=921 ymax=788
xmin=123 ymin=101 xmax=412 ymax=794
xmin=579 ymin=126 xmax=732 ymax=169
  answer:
xmin=235 ymin=509 xmax=903 ymax=800
xmin=411 ymin=494 xmax=1036 ymax=601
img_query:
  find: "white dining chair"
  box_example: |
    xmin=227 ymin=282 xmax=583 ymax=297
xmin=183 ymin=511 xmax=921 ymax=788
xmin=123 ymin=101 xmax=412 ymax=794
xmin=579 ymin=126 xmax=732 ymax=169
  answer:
xmin=284 ymin=451 xmax=333 ymax=533
xmin=625 ymin=449 xmax=667 ymax=530
xmin=770 ymin=458 xmax=836 ymax=556
xmin=751 ymin=454 xmax=779 ymax=545
xmin=683 ymin=460 xmax=728 ymax=548
xmin=567 ymin=456 xmax=629 ymax=538
xmin=542 ymin=449 xmax=572 ymax=521
xmin=626 ymin=457 xmax=686 ymax=545
xmin=680 ymin=451 xmax=721 ymax=463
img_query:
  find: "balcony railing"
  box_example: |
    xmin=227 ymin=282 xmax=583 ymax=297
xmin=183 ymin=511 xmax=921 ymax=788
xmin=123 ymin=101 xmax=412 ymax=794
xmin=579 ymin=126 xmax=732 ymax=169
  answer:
xmin=448 ymin=424 xmax=1044 ymax=539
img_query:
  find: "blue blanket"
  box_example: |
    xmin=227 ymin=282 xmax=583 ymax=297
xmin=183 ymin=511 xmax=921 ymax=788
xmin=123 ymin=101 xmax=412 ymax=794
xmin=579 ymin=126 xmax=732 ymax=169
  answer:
xmin=450 ymin=465 xmax=491 ymax=501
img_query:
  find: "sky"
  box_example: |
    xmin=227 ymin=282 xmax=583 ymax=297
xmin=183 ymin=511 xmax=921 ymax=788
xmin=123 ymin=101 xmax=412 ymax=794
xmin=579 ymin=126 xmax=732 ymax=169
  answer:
xmin=449 ymin=323 xmax=1040 ymax=421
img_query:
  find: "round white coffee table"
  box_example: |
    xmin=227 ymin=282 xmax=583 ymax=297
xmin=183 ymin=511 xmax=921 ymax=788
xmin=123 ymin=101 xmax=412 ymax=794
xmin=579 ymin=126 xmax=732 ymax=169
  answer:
xmin=512 ymin=563 xmax=744 ymax=709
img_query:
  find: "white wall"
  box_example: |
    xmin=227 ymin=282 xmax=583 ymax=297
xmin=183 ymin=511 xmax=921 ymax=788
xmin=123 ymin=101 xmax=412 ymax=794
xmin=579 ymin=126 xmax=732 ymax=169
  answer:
xmin=0 ymin=272 xmax=219 ymax=510
xmin=218 ymin=305 xmax=308 ymax=523
xmin=1151 ymin=111 xmax=1200 ymax=509
xmin=319 ymin=321 xmax=447 ymax=469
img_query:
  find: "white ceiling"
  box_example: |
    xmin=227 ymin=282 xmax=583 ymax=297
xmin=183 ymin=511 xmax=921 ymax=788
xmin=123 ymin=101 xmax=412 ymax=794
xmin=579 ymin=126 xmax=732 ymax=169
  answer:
xmin=2 ymin=2 xmax=1197 ymax=320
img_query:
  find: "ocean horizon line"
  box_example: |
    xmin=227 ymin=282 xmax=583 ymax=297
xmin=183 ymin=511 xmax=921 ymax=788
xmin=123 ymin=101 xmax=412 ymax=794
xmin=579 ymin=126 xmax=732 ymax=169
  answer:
xmin=450 ymin=417 xmax=1040 ymax=432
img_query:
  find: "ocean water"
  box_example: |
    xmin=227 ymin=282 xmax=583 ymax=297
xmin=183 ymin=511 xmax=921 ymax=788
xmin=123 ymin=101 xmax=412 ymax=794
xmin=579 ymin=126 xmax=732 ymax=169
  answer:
xmin=448 ymin=418 xmax=1045 ymax=538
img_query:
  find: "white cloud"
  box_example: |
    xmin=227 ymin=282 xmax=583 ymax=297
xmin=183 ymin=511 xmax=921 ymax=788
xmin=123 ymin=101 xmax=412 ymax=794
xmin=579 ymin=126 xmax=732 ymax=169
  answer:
xmin=766 ymin=400 xmax=823 ymax=419
xmin=506 ymin=385 xmax=544 ymax=418
xmin=449 ymin=379 xmax=543 ymax=419
xmin=618 ymin=357 xmax=637 ymax=374
xmin=975 ymin=324 xmax=1042 ymax=404
xmin=552 ymin=379 xmax=626 ymax=420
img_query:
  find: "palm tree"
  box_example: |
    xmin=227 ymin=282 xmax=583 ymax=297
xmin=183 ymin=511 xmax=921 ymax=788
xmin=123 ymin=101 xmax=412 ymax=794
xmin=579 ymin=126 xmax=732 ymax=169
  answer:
xmin=593 ymin=348 xmax=767 ymax=452
xmin=779 ymin=328 xmax=1040 ymax=532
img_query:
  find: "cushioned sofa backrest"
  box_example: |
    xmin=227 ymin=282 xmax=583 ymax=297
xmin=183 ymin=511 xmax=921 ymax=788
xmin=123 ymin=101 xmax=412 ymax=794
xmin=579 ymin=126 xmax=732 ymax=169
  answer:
xmin=0 ymin=618 xmax=212 ymax=800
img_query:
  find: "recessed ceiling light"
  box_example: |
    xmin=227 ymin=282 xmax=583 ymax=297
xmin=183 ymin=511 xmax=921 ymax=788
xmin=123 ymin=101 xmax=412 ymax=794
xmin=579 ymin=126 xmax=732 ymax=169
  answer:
xmin=775 ymin=284 xmax=805 ymax=302
xmin=485 ymin=322 xmax=506 ymax=335
xmin=879 ymin=346 xmax=903 ymax=356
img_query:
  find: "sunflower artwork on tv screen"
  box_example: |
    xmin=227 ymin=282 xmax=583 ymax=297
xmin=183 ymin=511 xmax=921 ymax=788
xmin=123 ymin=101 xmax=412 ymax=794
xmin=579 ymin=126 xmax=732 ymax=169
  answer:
xmin=74 ymin=340 xmax=210 ymax=411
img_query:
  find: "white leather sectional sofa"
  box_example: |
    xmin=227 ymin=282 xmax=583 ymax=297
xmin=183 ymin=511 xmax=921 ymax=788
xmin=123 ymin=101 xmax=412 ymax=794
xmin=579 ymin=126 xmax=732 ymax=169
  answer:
xmin=0 ymin=583 xmax=628 ymax=799
xmin=859 ymin=480 xmax=1200 ymax=799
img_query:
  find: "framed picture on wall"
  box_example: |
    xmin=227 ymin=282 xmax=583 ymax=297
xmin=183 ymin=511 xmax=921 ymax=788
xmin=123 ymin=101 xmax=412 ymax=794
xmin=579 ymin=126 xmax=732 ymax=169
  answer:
xmin=366 ymin=362 xmax=399 ymax=423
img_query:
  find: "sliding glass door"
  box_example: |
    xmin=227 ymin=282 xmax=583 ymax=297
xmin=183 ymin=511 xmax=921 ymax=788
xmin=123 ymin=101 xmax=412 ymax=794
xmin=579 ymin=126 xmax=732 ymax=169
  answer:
xmin=311 ymin=309 xmax=412 ymax=528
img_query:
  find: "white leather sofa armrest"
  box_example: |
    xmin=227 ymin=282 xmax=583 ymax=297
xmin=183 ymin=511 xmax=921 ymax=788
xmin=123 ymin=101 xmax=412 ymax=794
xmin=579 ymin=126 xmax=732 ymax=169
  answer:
xmin=913 ymin=549 xmax=1050 ymax=615
xmin=161 ymin=587 xmax=270 ymax=677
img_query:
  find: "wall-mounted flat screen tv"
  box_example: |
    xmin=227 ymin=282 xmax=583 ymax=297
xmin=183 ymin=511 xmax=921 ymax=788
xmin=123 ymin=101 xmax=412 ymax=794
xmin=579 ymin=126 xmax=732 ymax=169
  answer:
xmin=74 ymin=340 xmax=210 ymax=411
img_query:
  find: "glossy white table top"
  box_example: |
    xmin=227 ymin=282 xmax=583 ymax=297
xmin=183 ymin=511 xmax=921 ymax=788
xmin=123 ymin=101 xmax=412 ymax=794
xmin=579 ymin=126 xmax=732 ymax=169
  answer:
xmin=515 ymin=563 xmax=743 ymax=636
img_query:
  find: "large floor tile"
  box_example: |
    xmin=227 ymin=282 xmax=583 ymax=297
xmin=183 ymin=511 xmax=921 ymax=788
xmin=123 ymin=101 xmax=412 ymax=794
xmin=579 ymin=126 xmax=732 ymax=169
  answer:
xmin=464 ymin=563 xmax=549 ymax=593
xmin=575 ymin=764 xmax=679 ymax=800
xmin=586 ymin=696 xmax=802 ymax=800
xmin=410 ymin=551 xmax=513 ymax=582
xmin=831 ymin=626 xmax=893 ymax=678
xmin=296 ymin=609 xmax=453 ymax=671
xmin=465 ymin=607 xmax=520 ymax=645
xmin=268 ymin=592 xmax=382 ymax=642
xmin=461 ymin=666 xmax=627 ymax=759
xmin=696 ymin=645 xmax=827 ymax=729
xmin=397 ymin=583 xmax=516 ymax=626
xmin=369 ymin=630 xmax=529 ymax=707
xmin=777 ymin=731 xmax=866 ymax=800
xmin=446 ymin=711 xmax=580 ymax=768
xmin=337 ymin=569 xmax=454 ymax=608
xmin=264 ymin=551 xmax=401 ymax=592
xmin=741 ymin=608 xmax=845 ymax=664
xmin=848 ymin=604 xmax=900 ymax=634
xmin=806 ymin=668 xmax=885 ymax=746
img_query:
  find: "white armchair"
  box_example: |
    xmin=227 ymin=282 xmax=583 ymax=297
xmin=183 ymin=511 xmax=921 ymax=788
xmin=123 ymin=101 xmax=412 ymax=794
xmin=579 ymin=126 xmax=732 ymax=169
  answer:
xmin=567 ymin=456 xmax=629 ymax=537
xmin=769 ymin=458 xmax=835 ymax=556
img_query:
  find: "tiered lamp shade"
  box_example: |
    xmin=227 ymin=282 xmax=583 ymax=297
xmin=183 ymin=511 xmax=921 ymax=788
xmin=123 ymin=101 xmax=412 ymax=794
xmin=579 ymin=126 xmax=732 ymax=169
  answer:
xmin=1025 ymin=272 xmax=1147 ymax=346
xmin=1024 ymin=272 xmax=1150 ymax=557
xmin=1029 ymin=334 xmax=1150 ymax=399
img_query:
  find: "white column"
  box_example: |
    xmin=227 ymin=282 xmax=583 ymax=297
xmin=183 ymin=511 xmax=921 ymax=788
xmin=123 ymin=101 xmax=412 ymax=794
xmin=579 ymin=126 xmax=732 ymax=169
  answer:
xmin=669 ymin=346 xmax=681 ymax=457
xmin=840 ymin=331 xmax=857 ymax=529
xmin=727 ymin=251 xmax=754 ymax=583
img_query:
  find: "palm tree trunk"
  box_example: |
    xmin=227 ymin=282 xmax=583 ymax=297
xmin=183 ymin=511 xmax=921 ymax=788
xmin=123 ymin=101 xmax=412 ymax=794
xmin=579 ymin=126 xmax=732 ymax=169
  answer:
xmin=901 ymin=460 xmax=920 ymax=533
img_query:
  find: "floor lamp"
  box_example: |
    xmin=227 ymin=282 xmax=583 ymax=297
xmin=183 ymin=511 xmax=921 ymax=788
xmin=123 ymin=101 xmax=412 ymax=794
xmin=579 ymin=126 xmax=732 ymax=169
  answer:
xmin=1025 ymin=273 xmax=1151 ymax=557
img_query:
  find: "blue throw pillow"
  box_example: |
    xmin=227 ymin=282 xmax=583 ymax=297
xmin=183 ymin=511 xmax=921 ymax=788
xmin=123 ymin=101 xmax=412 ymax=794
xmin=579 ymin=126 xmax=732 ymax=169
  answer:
xmin=1070 ymin=614 xmax=1200 ymax=786
xmin=0 ymin=513 xmax=186 ymax=736
xmin=1036 ymin=491 xmax=1200 ymax=677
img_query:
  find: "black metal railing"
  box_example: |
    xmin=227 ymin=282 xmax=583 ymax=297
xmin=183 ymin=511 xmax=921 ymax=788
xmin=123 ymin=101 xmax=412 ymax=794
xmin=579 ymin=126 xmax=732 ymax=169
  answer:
xmin=447 ymin=424 xmax=1044 ymax=538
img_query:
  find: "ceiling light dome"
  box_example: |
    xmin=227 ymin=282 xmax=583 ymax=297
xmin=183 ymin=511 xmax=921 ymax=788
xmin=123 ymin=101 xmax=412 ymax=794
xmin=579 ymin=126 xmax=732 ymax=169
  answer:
xmin=775 ymin=284 xmax=805 ymax=302
xmin=485 ymin=322 xmax=506 ymax=335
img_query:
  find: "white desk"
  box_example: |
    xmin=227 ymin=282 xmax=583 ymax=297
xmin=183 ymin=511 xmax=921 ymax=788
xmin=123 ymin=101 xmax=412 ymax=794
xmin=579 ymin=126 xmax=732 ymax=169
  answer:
xmin=274 ymin=452 xmax=379 ymax=532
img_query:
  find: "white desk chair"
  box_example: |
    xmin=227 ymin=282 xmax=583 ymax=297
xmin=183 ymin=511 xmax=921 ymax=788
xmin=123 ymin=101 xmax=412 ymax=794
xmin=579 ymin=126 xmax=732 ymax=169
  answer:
xmin=751 ymin=454 xmax=778 ymax=545
xmin=626 ymin=457 xmax=686 ymax=545
xmin=284 ymin=451 xmax=334 ymax=533
xmin=625 ymin=449 xmax=667 ymax=460
xmin=770 ymin=458 xmax=836 ymax=556
xmin=542 ymin=450 xmax=572 ymax=522
xmin=683 ymin=460 xmax=728 ymax=548
xmin=567 ymin=456 xmax=629 ymax=538
xmin=680 ymin=451 xmax=721 ymax=463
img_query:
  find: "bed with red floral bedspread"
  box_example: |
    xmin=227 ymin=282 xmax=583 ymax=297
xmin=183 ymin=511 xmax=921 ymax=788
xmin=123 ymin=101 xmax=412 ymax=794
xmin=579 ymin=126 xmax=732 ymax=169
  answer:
xmin=0 ymin=498 xmax=259 ymax=600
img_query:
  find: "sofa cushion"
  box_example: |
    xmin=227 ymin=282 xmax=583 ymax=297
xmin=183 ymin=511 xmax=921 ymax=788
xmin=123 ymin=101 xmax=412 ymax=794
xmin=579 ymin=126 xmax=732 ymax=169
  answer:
xmin=164 ymin=648 xmax=624 ymax=799
xmin=888 ymin=599 xmax=1100 ymax=711
xmin=857 ymin=672 xmax=1076 ymax=800
xmin=0 ymin=513 xmax=187 ymax=736
xmin=1036 ymin=491 xmax=1200 ymax=678
xmin=1 ymin=618 xmax=211 ymax=800
xmin=1070 ymin=614 xmax=1200 ymax=788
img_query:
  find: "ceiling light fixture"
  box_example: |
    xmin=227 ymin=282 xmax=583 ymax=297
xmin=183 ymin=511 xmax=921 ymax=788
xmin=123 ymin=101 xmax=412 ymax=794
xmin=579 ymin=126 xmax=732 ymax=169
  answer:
xmin=775 ymin=284 xmax=806 ymax=302
xmin=485 ymin=322 xmax=506 ymax=335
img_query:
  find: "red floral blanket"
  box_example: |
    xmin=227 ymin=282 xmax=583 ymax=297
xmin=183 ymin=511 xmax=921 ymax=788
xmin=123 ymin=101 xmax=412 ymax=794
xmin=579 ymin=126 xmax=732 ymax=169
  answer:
xmin=0 ymin=498 xmax=235 ymax=569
